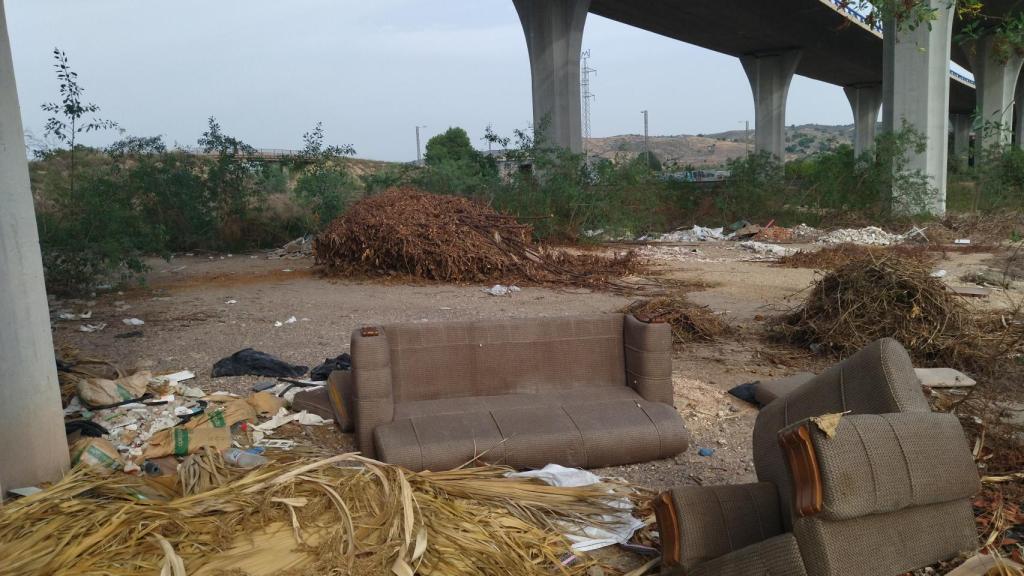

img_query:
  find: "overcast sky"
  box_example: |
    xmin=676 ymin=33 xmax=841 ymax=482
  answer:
xmin=9 ymin=0 xmax=859 ymax=162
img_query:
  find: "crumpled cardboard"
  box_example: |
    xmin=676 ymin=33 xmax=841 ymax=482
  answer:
xmin=143 ymin=426 xmax=232 ymax=459
xmin=69 ymin=437 xmax=124 ymax=472
xmin=76 ymin=371 xmax=152 ymax=408
xmin=246 ymin=392 xmax=287 ymax=416
xmin=183 ymin=399 xmax=256 ymax=430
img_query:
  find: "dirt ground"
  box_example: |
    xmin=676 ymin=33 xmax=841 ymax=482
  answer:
xmin=50 ymin=240 xmax=1021 ymax=491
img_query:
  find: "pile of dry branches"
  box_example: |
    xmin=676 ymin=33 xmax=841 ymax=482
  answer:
xmin=776 ymin=243 xmax=934 ymax=271
xmin=772 ymin=254 xmax=1020 ymax=375
xmin=622 ymin=295 xmax=729 ymax=343
xmin=0 ymin=454 xmax=649 ymax=576
xmin=314 ymin=188 xmax=639 ymax=288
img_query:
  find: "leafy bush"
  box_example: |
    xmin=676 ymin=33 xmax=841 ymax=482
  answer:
xmin=292 ymin=122 xmax=359 ymax=230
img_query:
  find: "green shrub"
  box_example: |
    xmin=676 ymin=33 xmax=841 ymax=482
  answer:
xmin=292 ymin=122 xmax=360 ymax=230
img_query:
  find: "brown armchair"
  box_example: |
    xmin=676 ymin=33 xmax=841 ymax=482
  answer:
xmin=654 ymin=338 xmax=980 ymax=576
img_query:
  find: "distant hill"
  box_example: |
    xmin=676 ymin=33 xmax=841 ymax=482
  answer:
xmin=584 ymin=123 xmax=854 ymax=168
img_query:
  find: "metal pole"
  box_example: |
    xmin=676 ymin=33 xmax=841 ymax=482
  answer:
xmin=641 ymin=109 xmax=649 ymax=166
xmin=0 ymin=0 xmax=70 ymax=496
xmin=415 ymin=126 xmax=422 ymax=165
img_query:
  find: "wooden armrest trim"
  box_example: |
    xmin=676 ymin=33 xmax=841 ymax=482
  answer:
xmin=653 ymin=491 xmax=681 ymax=567
xmin=779 ymin=424 xmax=823 ymax=517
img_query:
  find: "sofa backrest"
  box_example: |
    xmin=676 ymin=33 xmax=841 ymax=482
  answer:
xmin=382 ymin=314 xmax=627 ymax=402
xmin=751 ymin=338 xmax=928 ymax=529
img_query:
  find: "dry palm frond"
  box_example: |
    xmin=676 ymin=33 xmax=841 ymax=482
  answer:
xmin=179 ymin=446 xmax=235 ymax=495
xmin=313 ymin=188 xmax=640 ymax=291
xmin=622 ymin=295 xmax=729 ymax=343
xmin=0 ymin=454 xmax=647 ymax=576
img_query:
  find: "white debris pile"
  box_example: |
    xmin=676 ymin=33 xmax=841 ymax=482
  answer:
xmin=635 ymin=245 xmax=726 ymax=263
xmin=644 ymin=225 xmax=727 ymax=243
xmin=790 ymin=223 xmax=822 ymax=241
xmin=738 ymin=241 xmax=796 ymax=259
xmin=817 ymin=226 xmax=903 ymax=246
xmin=483 ymin=284 xmax=521 ymax=297
xmin=268 ymin=235 xmax=314 ymax=259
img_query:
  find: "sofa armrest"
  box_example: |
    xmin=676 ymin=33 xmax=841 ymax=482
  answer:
xmin=780 ymin=412 xmax=980 ymax=521
xmin=623 ymin=314 xmax=673 ymax=405
xmin=350 ymin=326 xmax=394 ymax=458
xmin=653 ymin=483 xmax=784 ymax=571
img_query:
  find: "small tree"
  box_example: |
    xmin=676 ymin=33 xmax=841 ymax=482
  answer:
xmin=40 ymin=48 xmax=118 ymax=193
xmin=293 ymin=122 xmax=358 ymax=229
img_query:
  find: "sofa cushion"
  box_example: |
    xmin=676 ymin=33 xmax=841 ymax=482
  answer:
xmin=375 ymin=396 xmax=688 ymax=471
xmin=382 ymin=315 xmax=627 ymax=402
xmin=393 ymin=387 xmax=641 ymax=419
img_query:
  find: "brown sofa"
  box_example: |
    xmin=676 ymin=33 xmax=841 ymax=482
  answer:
xmin=654 ymin=338 xmax=980 ymax=576
xmin=335 ymin=313 xmax=689 ymax=471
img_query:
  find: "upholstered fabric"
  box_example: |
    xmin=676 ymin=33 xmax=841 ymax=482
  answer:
xmin=680 ymin=534 xmax=808 ymax=576
xmin=383 ymin=314 xmax=627 ymax=402
xmin=753 ymin=373 xmax=814 ymax=406
xmin=376 ymin=397 xmax=688 ymax=471
xmin=350 ymin=327 xmax=393 ymax=457
xmin=326 ymin=370 xmax=354 ymax=432
xmin=753 ymin=338 xmax=928 ymax=527
xmin=793 ymin=412 xmax=980 ymax=521
xmin=350 ymin=314 xmax=686 ymax=470
xmin=667 ymin=483 xmax=784 ymax=570
xmin=623 ymin=315 xmax=674 ymax=404
xmin=794 ymin=499 xmax=977 ymax=576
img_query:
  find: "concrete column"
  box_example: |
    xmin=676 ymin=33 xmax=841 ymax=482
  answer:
xmin=843 ymin=84 xmax=882 ymax=157
xmin=963 ymin=34 xmax=1024 ymax=150
xmin=513 ymin=0 xmax=589 ymax=153
xmin=0 ymin=1 xmax=69 ymax=496
xmin=740 ymin=50 xmax=801 ymax=161
xmin=951 ymin=113 xmax=971 ymax=164
xmin=1014 ymin=71 xmax=1024 ymax=148
xmin=881 ymin=1 xmax=953 ymax=215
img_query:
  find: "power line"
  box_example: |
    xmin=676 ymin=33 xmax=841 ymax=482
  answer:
xmin=581 ymin=49 xmax=596 ymax=155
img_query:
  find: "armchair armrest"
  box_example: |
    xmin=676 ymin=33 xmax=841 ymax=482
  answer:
xmin=780 ymin=412 xmax=980 ymax=522
xmin=653 ymin=483 xmax=784 ymax=570
xmin=350 ymin=326 xmax=394 ymax=457
xmin=623 ymin=314 xmax=673 ymax=405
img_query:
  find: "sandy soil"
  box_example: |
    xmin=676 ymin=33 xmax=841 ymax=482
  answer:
xmin=50 ymin=240 xmax=1020 ymax=491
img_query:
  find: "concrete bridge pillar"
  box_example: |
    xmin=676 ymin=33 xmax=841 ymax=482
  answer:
xmin=843 ymin=83 xmax=882 ymax=158
xmin=740 ymin=50 xmax=801 ymax=160
xmin=1014 ymin=71 xmax=1024 ymax=148
xmin=881 ymin=1 xmax=953 ymax=215
xmin=963 ymin=34 xmax=1024 ymax=150
xmin=0 ymin=1 xmax=70 ymax=496
xmin=951 ymin=113 xmax=972 ymax=165
xmin=513 ymin=0 xmax=590 ymax=153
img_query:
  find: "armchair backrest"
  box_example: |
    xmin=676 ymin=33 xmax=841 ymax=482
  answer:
xmin=380 ymin=314 xmax=628 ymax=402
xmin=752 ymin=338 xmax=929 ymax=528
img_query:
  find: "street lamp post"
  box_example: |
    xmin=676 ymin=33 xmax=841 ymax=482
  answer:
xmin=415 ymin=125 xmax=427 ymax=165
xmin=641 ymin=109 xmax=649 ymax=167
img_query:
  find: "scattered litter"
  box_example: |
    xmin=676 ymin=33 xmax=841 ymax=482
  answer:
xmin=253 ymin=438 xmax=295 ymax=450
xmin=954 ymin=238 xmax=972 ymax=245
xmin=157 ymin=370 xmax=195 ymax=384
xmin=144 ymin=426 xmax=232 ymax=458
xmin=310 ymin=353 xmax=351 ymax=381
xmin=650 ymin=225 xmax=727 ymax=243
xmin=69 ymin=437 xmax=124 ymax=471
xmin=268 ymin=235 xmax=314 ymax=259
xmin=483 ymin=284 xmax=521 ymax=297
xmin=931 ymin=269 xmax=948 ymax=278
xmin=59 ymin=311 xmax=92 ymax=321
xmin=509 ymin=464 xmax=645 ymax=552
xmin=122 ymin=318 xmax=145 ymax=326
xmin=946 ymin=553 xmax=1023 ymax=575
xmin=697 ymin=447 xmax=715 ymax=457
xmin=790 ymin=223 xmax=822 ymax=241
xmin=817 ymin=226 xmax=903 ymax=246
xmin=79 ymin=323 xmax=107 ymax=333
xmin=225 ymin=299 xmax=237 ymax=305
xmin=76 ymin=371 xmax=151 ymax=408
xmin=949 ymin=285 xmax=992 ymax=298
xmin=253 ymin=408 xmax=329 ymax=432
xmin=6 ymin=486 xmax=43 ymax=498
xmin=274 ymin=315 xmax=298 ymax=327
xmin=915 ymin=367 xmax=976 ymax=388
xmin=738 ymin=241 xmax=795 ymax=259
xmin=211 ymin=348 xmax=308 ymax=378
xmin=222 ymin=447 xmax=268 ymax=468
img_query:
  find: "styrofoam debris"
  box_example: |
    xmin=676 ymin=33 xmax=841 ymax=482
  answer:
xmin=79 ymin=323 xmax=107 ymax=333
xmin=739 ymin=241 xmax=795 ymax=258
xmin=818 ymin=226 xmax=903 ymax=246
xmin=650 ymin=225 xmax=726 ymax=243
xmin=483 ymin=284 xmax=521 ymax=297
xmin=122 ymin=318 xmax=145 ymax=326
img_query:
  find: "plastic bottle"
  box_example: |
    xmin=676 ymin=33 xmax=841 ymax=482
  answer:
xmin=222 ymin=447 xmax=268 ymax=468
